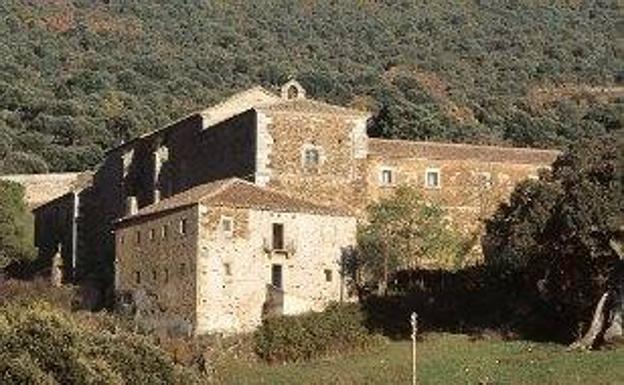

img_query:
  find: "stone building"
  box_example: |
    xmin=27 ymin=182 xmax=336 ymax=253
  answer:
xmin=115 ymin=178 xmax=355 ymax=334
xmin=13 ymin=80 xmax=559 ymax=333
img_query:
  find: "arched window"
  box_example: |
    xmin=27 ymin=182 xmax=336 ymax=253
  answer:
xmin=287 ymin=85 xmax=299 ymax=100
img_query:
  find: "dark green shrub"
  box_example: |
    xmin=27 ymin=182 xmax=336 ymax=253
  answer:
xmin=0 ymin=301 xmax=206 ymax=385
xmin=254 ymin=303 xmax=384 ymax=363
xmin=0 ymin=180 xmax=35 ymax=270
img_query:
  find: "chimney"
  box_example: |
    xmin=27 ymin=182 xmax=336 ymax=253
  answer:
xmin=126 ymin=196 xmax=138 ymax=216
xmin=153 ymin=189 xmax=161 ymax=203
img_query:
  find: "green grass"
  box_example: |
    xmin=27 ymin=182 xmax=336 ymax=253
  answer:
xmin=213 ymin=333 xmax=624 ymax=385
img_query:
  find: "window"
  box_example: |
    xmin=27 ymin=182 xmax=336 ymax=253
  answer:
xmin=271 ymin=264 xmax=283 ymax=289
xmin=135 ymin=271 xmax=141 ymax=284
xmin=164 ymin=268 xmax=169 ymax=283
xmin=425 ymin=169 xmax=441 ymax=189
xmin=303 ymin=148 xmax=320 ymax=167
xmin=272 ymin=223 xmax=284 ymax=250
xmin=179 ymin=263 xmax=187 ymax=276
xmin=287 ymin=85 xmax=299 ymax=99
xmin=152 ymin=270 xmax=157 ymax=280
xmin=324 ymin=269 xmax=333 ymax=282
xmin=149 ymin=228 xmax=156 ymax=240
xmin=135 ymin=231 xmax=141 ymax=244
xmin=380 ymin=168 xmax=394 ymax=186
xmin=221 ymin=217 xmax=233 ymax=236
xmin=224 ymin=263 xmax=232 ymax=276
xmin=179 ymin=218 xmax=187 ymax=235
xmin=477 ymin=172 xmax=492 ymax=189
xmin=162 ymin=224 xmax=169 ymax=238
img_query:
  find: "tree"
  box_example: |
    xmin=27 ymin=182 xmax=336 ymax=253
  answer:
xmin=0 ymin=181 xmax=35 ymax=270
xmin=483 ymin=135 xmax=623 ymax=345
xmin=355 ymin=186 xmax=468 ymax=294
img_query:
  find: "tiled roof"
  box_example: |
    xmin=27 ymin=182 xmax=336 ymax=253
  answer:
xmin=119 ymin=178 xmax=350 ymax=222
xmin=256 ymin=98 xmax=370 ymax=117
xmin=368 ymin=138 xmax=560 ymax=164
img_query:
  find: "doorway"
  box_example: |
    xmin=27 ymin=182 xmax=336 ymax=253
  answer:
xmin=271 ymin=264 xmax=283 ymax=289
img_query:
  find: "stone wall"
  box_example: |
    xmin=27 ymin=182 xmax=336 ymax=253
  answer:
xmin=195 ymin=205 xmax=356 ymax=334
xmin=365 ymin=139 xmax=559 ymax=265
xmin=0 ymin=172 xmax=86 ymax=209
xmin=259 ymin=109 xmax=370 ymax=215
xmin=115 ymin=205 xmax=199 ymax=335
xmin=33 ymin=192 xmax=78 ymax=281
xmin=82 ymin=111 xmax=257 ymax=286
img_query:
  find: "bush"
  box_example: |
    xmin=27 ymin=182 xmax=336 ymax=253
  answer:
xmin=0 ymin=301 xmax=207 ymax=385
xmin=254 ymin=303 xmax=384 ymax=363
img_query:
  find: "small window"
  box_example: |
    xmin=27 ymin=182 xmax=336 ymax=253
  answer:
xmin=324 ymin=269 xmax=333 ymax=282
xmin=135 ymin=271 xmax=141 ymax=284
xmin=287 ymin=85 xmax=299 ymax=99
xmin=477 ymin=172 xmax=492 ymax=189
xmin=152 ymin=270 xmax=157 ymax=280
xmin=179 ymin=263 xmax=187 ymax=276
xmin=380 ymin=168 xmax=394 ymax=186
xmin=303 ymin=148 xmax=320 ymax=167
xmin=272 ymin=223 xmax=284 ymax=250
xmin=162 ymin=224 xmax=169 ymax=238
xmin=164 ymin=268 xmax=169 ymax=283
xmin=221 ymin=217 xmax=233 ymax=236
xmin=135 ymin=231 xmax=141 ymax=244
xmin=224 ymin=263 xmax=232 ymax=276
xmin=149 ymin=228 xmax=156 ymax=240
xmin=179 ymin=218 xmax=188 ymax=235
xmin=425 ymin=169 xmax=441 ymax=189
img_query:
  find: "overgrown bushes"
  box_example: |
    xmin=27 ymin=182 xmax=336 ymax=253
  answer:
xmin=0 ymin=301 xmax=207 ymax=385
xmin=254 ymin=303 xmax=384 ymax=363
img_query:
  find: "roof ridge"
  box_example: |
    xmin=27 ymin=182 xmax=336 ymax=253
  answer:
xmin=200 ymin=178 xmax=241 ymax=201
xmin=369 ymin=137 xmax=560 ymax=154
xmin=255 ymin=96 xmax=371 ymax=116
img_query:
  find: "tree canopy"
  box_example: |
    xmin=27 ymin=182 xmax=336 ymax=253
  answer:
xmin=0 ymin=180 xmax=35 ymax=270
xmin=0 ymin=0 xmax=621 ymax=173
xmin=483 ymin=136 xmax=623 ymax=341
xmin=353 ymin=185 xmax=469 ymax=294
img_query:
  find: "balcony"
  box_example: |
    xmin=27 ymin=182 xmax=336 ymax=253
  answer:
xmin=262 ymin=238 xmax=296 ymax=257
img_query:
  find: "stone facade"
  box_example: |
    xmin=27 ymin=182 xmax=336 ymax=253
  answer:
xmin=19 ymin=80 xmax=560 ymax=333
xmin=0 ymin=172 xmax=89 ymax=209
xmin=116 ymin=204 xmax=200 ymax=335
xmin=114 ymin=179 xmax=355 ymax=334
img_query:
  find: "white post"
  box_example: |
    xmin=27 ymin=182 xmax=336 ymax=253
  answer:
xmin=411 ymin=312 xmax=418 ymax=385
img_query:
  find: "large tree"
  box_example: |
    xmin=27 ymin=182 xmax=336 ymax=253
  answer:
xmin=0 ymin=180 xmax=35 ymax=270
xmin=353 ymin=186 xmax=469 ymax=294
xmin=483 ymin=135 xmax=623 ymax=345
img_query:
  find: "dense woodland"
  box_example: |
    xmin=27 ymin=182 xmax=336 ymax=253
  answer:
xmin=0 ymin=0 xmax=621 ymax=174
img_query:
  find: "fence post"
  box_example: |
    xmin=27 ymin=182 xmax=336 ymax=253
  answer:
xmin=411 ymin=312 xmax=418 ymax=385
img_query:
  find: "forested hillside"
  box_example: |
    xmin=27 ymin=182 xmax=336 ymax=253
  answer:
xmin=0 ymin=0 xmax=621 ymax=174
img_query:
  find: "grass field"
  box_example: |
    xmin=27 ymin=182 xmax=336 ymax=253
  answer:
xmin=213 ymin=333 xmax=624 ymax=385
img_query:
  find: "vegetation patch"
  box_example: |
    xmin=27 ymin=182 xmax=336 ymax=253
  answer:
xmin=0 ymin=301 xmax=206 ymax=385
xmin=254 ymin=303 xmax=384 ymax=363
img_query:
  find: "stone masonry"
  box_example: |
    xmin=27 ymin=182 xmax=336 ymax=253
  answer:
xmin=16 ymin=80 xmax=560 ymax=334
xmin=115 ymin=179 xmax=355 ymax=334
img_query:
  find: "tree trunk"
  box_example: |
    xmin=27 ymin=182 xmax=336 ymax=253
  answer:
xmin=569 ymin=291 xmax=609 ymax=350
xmin=604 ymin=239 xmax=624 ymax=341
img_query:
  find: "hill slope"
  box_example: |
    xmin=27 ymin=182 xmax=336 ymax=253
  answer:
xmin=0 ymin=0 xmax=621 ymax=173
